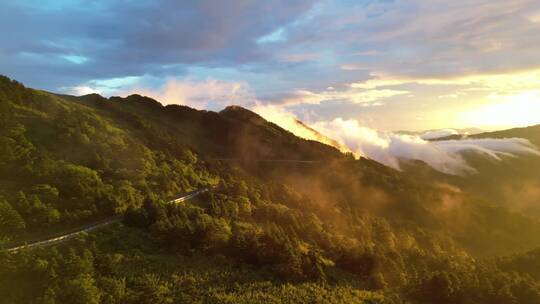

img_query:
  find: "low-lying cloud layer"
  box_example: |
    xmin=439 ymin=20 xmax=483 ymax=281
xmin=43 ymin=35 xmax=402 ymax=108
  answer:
xmin=420 ymin=129 xmax=460 ymax=140
xmin=255 ymin=108 xmax=540 ymax=175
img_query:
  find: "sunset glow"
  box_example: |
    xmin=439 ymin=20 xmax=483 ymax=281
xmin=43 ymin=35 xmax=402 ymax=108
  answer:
xmin=461 ymin=90 xmax=540 ymax=129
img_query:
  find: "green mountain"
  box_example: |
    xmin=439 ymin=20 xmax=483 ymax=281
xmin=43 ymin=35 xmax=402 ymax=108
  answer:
xmin=73 ymin=93 xmax=344 ymax=161
xmin=2 ymin=75 xmax=540 ymax=303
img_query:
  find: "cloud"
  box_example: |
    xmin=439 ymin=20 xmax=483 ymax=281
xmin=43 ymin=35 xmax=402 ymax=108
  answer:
xmin=278 ymin=52 xmax=320 ymax=63
xmin=62 ymin=85 xmax=101 ymax=96
xmin=252 ymin=104 xmax=347 ymax=150
xmin=258 ymin=109 xmax=540 ymax=175
xmin=319 ymin=120 xmax=540 ymax=174
xmin=285 ymin=0 xmax=540 ymax=77
xmin=340 ymin=64 xmax=364 ymax=71
xmin=310 ymin=118 xmax=474 ymax=174
xmin=121 ymin=78 xmax=257 ymax=111
xmin=3 ymin=0 xmax=540 ymax=132
xmin=434 ymin=138 xmax=540 ymax=160
xmin=460 ymin=90 xmax=540 ymax=128
xmin=275 ymin=87 xmax=409 ymax=107
xmin=527 ymin=11 xmax=540 ymax=23
xmin=61 ymin=70 xmax=540 ymax=176
xmin=0 ymin=0 xmax=316 ymax=89
xmin=420 ymin=129 xmax=459 ymax=140
xmin=350 ymin=68 xmax=540 ymax=91
xmin=61 ymin=76 xmax=142 ymax=96
xmin=503 ymin=182 xmax=540 ymax=213
xmin=120 ymin=74 xmax=539 ymax=175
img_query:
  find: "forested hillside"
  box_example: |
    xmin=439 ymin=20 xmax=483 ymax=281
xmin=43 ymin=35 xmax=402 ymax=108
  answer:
xmin=2 ymin=75 xmax=540 ymax=303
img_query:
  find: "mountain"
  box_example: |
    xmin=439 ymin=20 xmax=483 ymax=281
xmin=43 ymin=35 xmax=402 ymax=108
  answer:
xmin=430 ymin=124 xmax=540 ymax=144
xmin=408 ymin=124 xmax=540 ymax=217
xmin=3 ymin=75 xmax=540 ymax=303
xmin=470 ymin=124 xmax=540 ymax=146
xmin=398 ymin=127 xmax=484 ymax=140
xmin=291 ymin=117 xmax=347 ymax=151
xmin=75 ymin=93 xmax=344 ymax=161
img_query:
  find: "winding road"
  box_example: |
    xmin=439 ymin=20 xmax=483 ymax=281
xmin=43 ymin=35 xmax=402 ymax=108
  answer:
xmin=4 ymin=160 xmax=315 ymax=253
xmin=215 ymin=158 xmax=322 ymax=164
xmin=4 ymin=187 xmax=210 ymax=253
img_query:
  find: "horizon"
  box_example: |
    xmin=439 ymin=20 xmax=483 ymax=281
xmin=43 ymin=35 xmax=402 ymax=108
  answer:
xmin=2 ymin=1 xmax=540 ymax=132
xmin=26 ymin=85 xmax=540 ymax=134
xmin=61 ymin=89 xmax=540 ymax=134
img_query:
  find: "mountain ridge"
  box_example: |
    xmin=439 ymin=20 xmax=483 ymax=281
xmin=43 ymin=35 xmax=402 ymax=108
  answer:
xmin=3 ymin=75 xmax=540 ymax=303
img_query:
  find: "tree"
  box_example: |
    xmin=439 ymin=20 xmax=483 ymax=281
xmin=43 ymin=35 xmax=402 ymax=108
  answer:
xmin=181 ymin=149 xmax=197 ymax=165
xmin=131 ymin=274 xmax=172 ymax=304
xmin=0 ymin=199 xmax=25 ymax=241
xmin=54 ymin=163 xmax=104 ymax=204
xmin=413 ymin=272 xmax=456 ymax=304
xmin=30 ymin=184 xmax=59 ymax=204
xmin=59 ymin=274 xmax=101 ymax=304
xmin=200 ymin=216 xmax=232 ymax=251
xmin=99 ymin=277 xmax=126 ymax=304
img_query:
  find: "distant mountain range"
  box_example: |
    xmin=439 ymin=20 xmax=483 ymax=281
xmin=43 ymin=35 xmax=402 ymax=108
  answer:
xmin=435 ymin=124 xmax=540 ymax=146
xmin=397 ymin=127 xmax=485 ymax=139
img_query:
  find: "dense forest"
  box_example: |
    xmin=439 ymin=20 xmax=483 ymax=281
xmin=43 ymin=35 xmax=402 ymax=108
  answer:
xmin=2 ymin=75 xmax=540 ymax=303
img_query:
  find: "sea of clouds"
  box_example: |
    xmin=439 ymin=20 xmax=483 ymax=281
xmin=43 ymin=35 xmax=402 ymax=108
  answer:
xmin=253 ymin=105 xmax=540 ymax=175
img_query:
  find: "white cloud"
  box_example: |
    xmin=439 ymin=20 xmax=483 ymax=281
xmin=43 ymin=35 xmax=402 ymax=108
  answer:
xmin=310 ymin=118 xmax=473 ymax=174
xmin=340 ymin=64 xmax=364 ymax=71
xmin=460 ymin=90 xmax=540 ymax=129
xmin=277 ymin=87 xmax=409 ymax=107
xmin=60 ymin=76 xmax=142 ymax=96
xmin=121 ymin=78 xmax=257 ymax=110
xmin=434 ymin=138 xmax=540 ymax=160
xmin=258 ymin=109 xmax=540 ymax=175
xmin=314 ymin=118 xmax=540 ymax=174
xmin=60 ymin=54 xmax=88 ymax=64
xmin=252 ymin=104 xmax=347 ymax=151
xmin=61 ymin=85 xmax=101 ymax=95
xmin=420 ymin=129 xmax=459 ymax=140
xmin=351 ymin=68 xmax=540 ymax=91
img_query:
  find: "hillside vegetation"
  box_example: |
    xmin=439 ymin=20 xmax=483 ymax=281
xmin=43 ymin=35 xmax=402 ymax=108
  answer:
xmin=2 ymin=75 xmax=540 ymax=303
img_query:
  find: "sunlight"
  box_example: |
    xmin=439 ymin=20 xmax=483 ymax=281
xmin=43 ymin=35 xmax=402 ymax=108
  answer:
xmin=461 ymin=90 xmax=540 ymax=129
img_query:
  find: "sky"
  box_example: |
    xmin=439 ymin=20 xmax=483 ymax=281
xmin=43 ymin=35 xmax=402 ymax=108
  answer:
xmin=2 ymin=0 xmax=540 ymax=132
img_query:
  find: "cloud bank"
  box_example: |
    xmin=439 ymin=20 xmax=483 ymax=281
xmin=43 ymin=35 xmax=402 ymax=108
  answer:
xmin=420 ymin=129 xmax=460 ymax=140
xmin=256 ymin=110 xmax=540 ymax=175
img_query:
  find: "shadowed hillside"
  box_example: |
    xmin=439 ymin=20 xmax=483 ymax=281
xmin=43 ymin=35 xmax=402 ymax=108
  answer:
xmin=69 ymin=92 xmax=344 ymax=162
xmin=412 ymin=124 xmax=540 ymax=217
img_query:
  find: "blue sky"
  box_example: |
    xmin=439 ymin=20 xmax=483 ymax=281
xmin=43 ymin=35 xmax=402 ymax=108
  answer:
xmin=2 ymin=0 xmax=540 ymax=131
